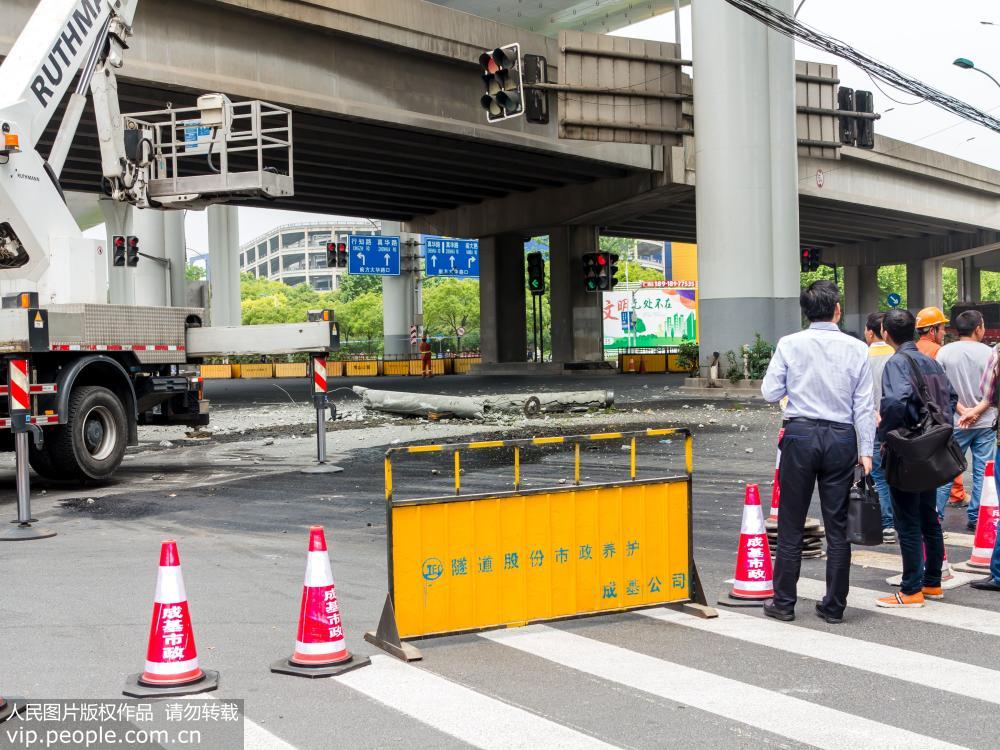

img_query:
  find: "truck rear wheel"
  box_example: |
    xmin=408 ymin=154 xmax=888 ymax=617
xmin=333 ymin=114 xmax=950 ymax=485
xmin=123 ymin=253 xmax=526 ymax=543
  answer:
xmin=47 ymin=386 xmax=128 ymax=481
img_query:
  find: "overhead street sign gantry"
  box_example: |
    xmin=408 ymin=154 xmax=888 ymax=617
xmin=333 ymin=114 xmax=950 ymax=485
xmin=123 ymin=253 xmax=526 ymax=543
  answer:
xmin=348 ymin=235 xmax=400 ymax=276
xmin=424 ymin=237 xmax=480 ymax=278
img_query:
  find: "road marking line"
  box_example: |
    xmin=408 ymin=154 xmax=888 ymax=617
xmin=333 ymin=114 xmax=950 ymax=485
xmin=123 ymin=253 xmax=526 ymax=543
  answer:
xmin=797 ymin=577 xmax=1000 ymax=637
xmin=945 ymin=531 xmax=974 ymax=548
xmin=334 ymin=654 xmax=615 ymax=750
xmin=642 ymin=608 xmax=1000 ymax=705
xmin=245 ymin=718 xmax=297 ymax=750
xmin=482 ymin=625 xmax=967 ymax=750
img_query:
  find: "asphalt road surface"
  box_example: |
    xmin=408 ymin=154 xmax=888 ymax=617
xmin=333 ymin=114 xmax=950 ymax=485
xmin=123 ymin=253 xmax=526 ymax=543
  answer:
xmin=1 ymin=395 xmax=998 ymax=749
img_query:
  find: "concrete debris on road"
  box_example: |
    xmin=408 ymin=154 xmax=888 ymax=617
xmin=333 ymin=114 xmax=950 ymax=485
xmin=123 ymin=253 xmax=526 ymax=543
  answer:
xmin=352 ymin=386 xmax=614 ymax=420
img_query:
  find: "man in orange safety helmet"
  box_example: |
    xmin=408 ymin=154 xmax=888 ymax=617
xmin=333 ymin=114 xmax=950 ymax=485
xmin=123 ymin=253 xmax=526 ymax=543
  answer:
xmin=915 ymin=306 xmax=966 ymax=507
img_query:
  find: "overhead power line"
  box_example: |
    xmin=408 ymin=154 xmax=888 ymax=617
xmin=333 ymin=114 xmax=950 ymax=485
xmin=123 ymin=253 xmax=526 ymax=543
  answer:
xmin=722 ymin=0 xmax=1000 ymax=134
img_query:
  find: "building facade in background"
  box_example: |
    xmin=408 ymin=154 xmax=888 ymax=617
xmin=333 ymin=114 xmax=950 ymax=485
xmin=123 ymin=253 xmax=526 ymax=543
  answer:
xmin=238 ymin=220 xmax=382 ymax=291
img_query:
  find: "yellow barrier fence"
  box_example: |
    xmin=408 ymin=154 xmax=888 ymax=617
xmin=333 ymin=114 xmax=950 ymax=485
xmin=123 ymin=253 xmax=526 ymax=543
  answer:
xmin=365 ymin=428 xmax=714 ymax=662
xmin=274 ymin=362 xmax=308 ymax=378
xmin=199 ymin=364 xmax=233 ymax=379
xmin=345 ymin=360 xmax=379 ymax=377
xmin=239 ymin=363 xmax=274 ymax=379
xmin=452 ymin=357 xmax=481 ymax=374
xmin=382 ymin=360 xmax=411 ymax=376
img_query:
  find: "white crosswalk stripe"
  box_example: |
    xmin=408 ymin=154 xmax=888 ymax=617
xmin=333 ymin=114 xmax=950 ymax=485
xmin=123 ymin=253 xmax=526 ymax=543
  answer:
xmin=334 ymin=654 xmax=618 ymax=750
xmin=797 ymin=577 xmax=1000 ymax=637
xmin=481 ymin=624 xmax=968 ymax=750
xmin=642 ymin=607 xmax=1000 ymax=705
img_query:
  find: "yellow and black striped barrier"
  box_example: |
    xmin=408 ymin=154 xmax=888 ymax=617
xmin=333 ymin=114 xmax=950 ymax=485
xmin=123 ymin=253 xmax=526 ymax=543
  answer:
xmin=366 ymin=428 xmax=715 ymax=662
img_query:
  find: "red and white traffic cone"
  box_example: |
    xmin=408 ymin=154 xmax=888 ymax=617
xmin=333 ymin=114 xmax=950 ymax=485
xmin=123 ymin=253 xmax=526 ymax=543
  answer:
xmin=720 ymin=484 xmax=775 ymax=607
xmin=124 ymin=540 xmax=218 ymax=697
xmin=272 ymin=526 xmax=370 ymax=677
xmin=955 ymin=461 xmax=1000 ymax=572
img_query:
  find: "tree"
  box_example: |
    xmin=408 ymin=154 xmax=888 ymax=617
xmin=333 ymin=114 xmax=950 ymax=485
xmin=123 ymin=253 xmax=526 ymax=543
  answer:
xmin=186 ymin=264 xmax=205 ymax=281
xmin=337 ymin=291 xmax=383 ymax=352
xmin=337 ymin=274 xmax=382 ymax=303
xmin=423 ymin=278 xmax=480 ymax=347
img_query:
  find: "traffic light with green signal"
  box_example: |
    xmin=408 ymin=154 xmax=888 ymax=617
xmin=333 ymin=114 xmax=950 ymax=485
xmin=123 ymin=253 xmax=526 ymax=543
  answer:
xmin=526 ymin=251 xmax=545 ymax=295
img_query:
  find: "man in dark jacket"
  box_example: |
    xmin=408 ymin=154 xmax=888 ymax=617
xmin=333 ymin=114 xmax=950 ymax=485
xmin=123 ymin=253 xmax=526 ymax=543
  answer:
xmin=877 ymin=309 xmax=958 ymax=608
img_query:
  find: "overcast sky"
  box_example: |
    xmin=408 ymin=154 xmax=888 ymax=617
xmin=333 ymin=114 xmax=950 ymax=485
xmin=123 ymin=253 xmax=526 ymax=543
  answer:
xmin=87 ymin=1 xmax=1000 ymax=254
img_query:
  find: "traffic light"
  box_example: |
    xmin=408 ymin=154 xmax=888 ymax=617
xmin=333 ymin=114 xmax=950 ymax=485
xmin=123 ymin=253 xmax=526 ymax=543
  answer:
xmin=327 ymin=242 xmax=348 ymax=268
xmin=479 ymin=44 xmax=523 ymax=122
xmin=526 ymin=251 xmax=545 ymax=295
xmin=605 ymin=253 xmax=619 ymax=290
xmin=800 ymin=247 xmax=822 ymax=272
xmin=126 ymin=235 xmax=139 ymax=267
xmin=855 ymin=90 xmax=875 ymax=149
xmin=583 ymin=253 xmax=600 ymax=292
xmin=837 ymin=87 xmax=856 ymax=146
xmin=112 ymin=235 xmax=125 ymax=267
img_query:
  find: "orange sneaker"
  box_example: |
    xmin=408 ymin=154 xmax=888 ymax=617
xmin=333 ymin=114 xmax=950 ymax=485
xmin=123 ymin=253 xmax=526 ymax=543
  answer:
xmin=876 ymin=591 xmax=925 ymax=608
xmin=922 ymin=586 xmax=944 ymax=600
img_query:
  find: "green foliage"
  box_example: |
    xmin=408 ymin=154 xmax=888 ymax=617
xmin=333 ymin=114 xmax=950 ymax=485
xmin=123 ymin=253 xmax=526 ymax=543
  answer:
xmin=423 ymin=278 xmax=480 ymax=341
xmin=186 ymin=264 xmax=205 ymax=281
xmin=336 ymin=274 xmax=382 ymax=303
xmin=725 ymin=350 xmax=743 ymax=383
xmin=982 ymin=271 xmax=1000 ymax=301
xmin=677 ymin=341 xmax=700 ymax=374
xmin=746 ymin=333 xmax=773 ymax=380
xmin=877 ymin=265 xmax=906 ymax=310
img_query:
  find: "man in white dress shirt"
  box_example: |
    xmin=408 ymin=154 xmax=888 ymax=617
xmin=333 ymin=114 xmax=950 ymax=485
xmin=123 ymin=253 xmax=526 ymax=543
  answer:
xmin=761 ymin=280 xmax=875 ymax=624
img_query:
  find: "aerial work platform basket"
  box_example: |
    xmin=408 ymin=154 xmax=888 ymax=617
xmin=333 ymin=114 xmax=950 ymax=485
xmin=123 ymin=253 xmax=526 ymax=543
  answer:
xmin=124 ymin=99 xmax=294 ymax=209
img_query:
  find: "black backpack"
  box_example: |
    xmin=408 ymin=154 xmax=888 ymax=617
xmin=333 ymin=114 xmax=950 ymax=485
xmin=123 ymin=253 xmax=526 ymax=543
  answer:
xmin=883 ymin=353 xmax=967 ymax=492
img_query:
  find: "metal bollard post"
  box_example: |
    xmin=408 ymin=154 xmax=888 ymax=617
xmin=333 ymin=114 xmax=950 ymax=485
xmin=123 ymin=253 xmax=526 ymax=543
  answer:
xmin=301 ymin=354 xmax=343 ymax=475
xmin=0 ymin=357 xmax=54 ymax=541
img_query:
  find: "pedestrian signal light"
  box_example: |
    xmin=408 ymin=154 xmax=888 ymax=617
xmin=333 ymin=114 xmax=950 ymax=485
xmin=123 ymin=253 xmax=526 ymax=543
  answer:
xmin=112 ymin=235 xmax=126 ymax=267
xmin=800 ymin=247 xmax=822 ymax=272
xmin=583 ymin=253 xmax=600 ymax=292
xmin=479 ymin=44 xmax=524 ymax=122
xmin=526 ymin=251 xmax=545 ymax=295
xmin=126 ymin=235 xmax=139 ymax=267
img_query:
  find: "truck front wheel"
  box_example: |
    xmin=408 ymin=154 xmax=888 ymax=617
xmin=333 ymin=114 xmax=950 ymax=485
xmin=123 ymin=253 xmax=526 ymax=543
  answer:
xmin=44 ymin=386 xmax=128 ymax=481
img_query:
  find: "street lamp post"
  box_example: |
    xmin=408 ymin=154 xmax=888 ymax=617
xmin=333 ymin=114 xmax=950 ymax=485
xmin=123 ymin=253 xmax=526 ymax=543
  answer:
xmin=953 ymin=57 xmax=1000 ymax=90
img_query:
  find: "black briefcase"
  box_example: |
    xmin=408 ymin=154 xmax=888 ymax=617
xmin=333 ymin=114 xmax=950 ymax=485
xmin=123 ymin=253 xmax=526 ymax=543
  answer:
xmin=847 ymin=466 xmax=883 ymax=546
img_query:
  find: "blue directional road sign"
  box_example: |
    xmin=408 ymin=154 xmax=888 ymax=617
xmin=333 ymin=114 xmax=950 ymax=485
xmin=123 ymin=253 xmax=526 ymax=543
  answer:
xmin=424 ymin=237 xmax=479 ymax=278
xmin=887 ymin=293 xmax=902 ymax=308
xmin=348 ymin=235 xmax=400 ymax=276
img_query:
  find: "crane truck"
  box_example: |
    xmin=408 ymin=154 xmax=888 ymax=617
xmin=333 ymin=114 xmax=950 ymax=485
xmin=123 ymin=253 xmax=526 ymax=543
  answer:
xmin=0 ymin=0 xmax=335 ymax=487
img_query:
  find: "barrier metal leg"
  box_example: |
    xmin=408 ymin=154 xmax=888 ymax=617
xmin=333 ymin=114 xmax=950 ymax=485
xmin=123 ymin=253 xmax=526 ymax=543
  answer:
xmin=665 ymin=559 xmax=719 ymax=619
xmin=364 ymin=594 xmax=422 ymax=662
xmin=301 ymin=358 xmax=343 ymax=475
xmin=0 ymin=431 xmax=55 ymax=542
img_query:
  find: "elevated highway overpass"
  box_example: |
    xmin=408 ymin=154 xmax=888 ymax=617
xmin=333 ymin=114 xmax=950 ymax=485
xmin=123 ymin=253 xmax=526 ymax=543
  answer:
xmin=5 ymin=0 xmax=1000 ymax=363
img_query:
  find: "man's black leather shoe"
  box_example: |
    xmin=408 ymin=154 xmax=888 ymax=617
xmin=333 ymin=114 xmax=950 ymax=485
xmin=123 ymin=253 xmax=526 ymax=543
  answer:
xmin=970 ymin=577 xmax=1000 ymax=591
xmin=814 ymin=602 xmax=844 ymax=624
xmin=763 ymin=600 xmax=794 ymax=621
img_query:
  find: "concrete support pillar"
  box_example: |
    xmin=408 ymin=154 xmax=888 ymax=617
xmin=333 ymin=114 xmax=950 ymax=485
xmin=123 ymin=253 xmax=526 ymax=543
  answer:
xmin=479 ymin=234 xmax=527 ymax=363
xmin=206 ymin=205 xmax=241 ymax=326
xmin=842 ymin=266 xmax=861 ymax=335
xmin=131 ymin=208 xmax=167 ymax=307
xmin=164 ymin=210 xmax=187 ymax=308
xmin=907 ymin=259 xmax=941 ymax=311
xmin=844 ymin=265 xmax=881 ymax=335
xmin=961 ymin=257 xmax=981 ymax=302
xmin=381 ymin=221 xmax=421 ymax=357
xmin=692 ymin=0 xmax=800 ymax=358
xmin=859 ymin=265 xmax=881 ymax=315
xmin=548 ymin=225 xmax=603 ymax=363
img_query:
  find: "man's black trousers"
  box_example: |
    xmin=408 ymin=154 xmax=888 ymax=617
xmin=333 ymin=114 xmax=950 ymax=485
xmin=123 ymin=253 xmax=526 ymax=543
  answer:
xmin=775 ymin=419 xmax=857 ymax=617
